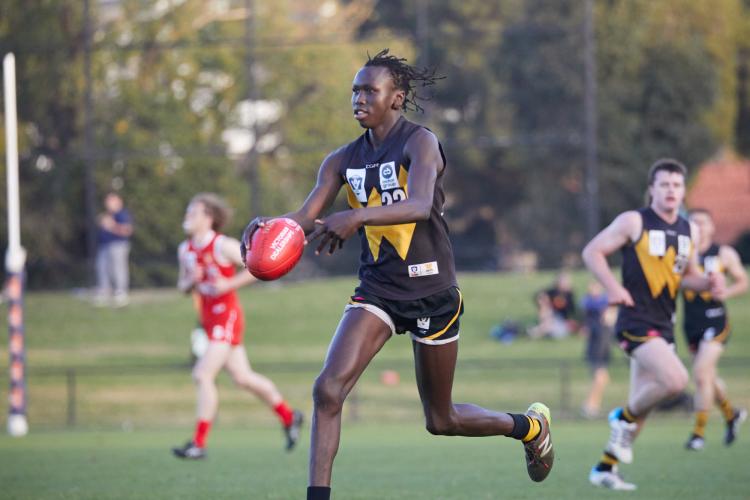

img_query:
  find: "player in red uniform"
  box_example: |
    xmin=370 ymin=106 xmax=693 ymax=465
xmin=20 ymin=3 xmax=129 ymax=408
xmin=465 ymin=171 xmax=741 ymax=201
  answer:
xmin=172 ymin=193 xmax=303 ymax=459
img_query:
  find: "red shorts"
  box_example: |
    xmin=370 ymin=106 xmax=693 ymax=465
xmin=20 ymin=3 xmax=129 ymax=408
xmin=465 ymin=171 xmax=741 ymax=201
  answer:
xmin=202 ymin=303 xmax=244 ymax=346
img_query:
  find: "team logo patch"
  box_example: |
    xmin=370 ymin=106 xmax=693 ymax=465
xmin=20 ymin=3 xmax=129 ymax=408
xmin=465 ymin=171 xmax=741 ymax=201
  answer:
xmin=212 ymin=325 xmax=226 ymax=340
xmin=417 ymin=317 xmax=431 ymax=331
xmin=379 ymin=162 xmax=400 ymax=190
xmin=408 ymin=261 xmax=439 ymax=278
xmin=346 ymin=168 xmax=368 ymax=203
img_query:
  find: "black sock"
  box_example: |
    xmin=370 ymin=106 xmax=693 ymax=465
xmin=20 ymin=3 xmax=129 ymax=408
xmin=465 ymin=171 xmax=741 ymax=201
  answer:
xmin=508 ymin=413 xmax=530 ymax=440
xmin=594 ymin=451 xmax=618 ymax=472
xmin=307 ymin=486 xmax=331 ymax=500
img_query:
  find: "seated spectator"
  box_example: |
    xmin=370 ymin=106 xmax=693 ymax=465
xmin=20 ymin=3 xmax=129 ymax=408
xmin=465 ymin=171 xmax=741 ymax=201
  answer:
xmin=528 ymin=271 xmax=578 ymax=339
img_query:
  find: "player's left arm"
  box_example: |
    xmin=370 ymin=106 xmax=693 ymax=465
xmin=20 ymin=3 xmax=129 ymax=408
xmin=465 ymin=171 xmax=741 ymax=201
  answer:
xmin=205 ymin=236 xmax=258 ymax=296
xmin=308 ymin=128 xmax=440 ymax=254
xmin=681 ymin=221 xmax=724 ymax=295
xmin=359 ymin=128 xmax=441 ymax=225
xmin=718 ymin=245 xmax=748 ymax=300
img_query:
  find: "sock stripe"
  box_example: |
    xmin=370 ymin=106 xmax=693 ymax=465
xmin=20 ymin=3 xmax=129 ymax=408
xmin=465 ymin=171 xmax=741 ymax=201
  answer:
xmin=522 ymin=416 xmax=541 ymax=443
xmin=622 ymin=406 xmax=637 ymax=423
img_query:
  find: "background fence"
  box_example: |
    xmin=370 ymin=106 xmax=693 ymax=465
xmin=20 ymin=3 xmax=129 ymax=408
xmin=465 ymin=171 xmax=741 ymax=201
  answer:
xmin=8 ymin=356 xmax=749 ymax=430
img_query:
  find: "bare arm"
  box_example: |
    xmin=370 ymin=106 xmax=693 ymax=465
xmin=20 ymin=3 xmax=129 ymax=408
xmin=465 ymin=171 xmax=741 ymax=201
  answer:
xmin=719 ymin=245 xmax=748 ymax=300
xmin=357 ymin=128 xmax=441 ymax=225
xmin=212 ymin=236 xmax=258 ymax=293
xmin=307 ymin=128 xmax=442 ymax=254
xmin=240 ymin=148 xmax=346 ymax=260
xmin=581 ymin=211 xmax=641 ymax=306
xmin=681 ymin=222 xmax=715 ymax=292
xmin=176 ymin=242 xmax=195 ymax=294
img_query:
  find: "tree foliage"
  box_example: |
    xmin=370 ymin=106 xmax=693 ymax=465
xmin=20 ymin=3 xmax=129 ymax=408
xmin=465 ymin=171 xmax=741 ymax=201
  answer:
xmin=2 ymin=0 xmax=749 ymax=287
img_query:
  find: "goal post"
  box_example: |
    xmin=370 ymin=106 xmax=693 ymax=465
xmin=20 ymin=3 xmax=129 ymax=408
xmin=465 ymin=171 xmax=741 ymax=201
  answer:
xmin=4 ymin=52 xmax=29 ymax=437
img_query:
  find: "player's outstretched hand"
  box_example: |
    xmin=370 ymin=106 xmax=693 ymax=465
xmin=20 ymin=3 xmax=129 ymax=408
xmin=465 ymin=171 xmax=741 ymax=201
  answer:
xmin=307 ymin=211 xmax=362 ymax=255
xmin=240 ymin=217 xmax=269 ymax=264
xmin=607 ymin=284 xmax=635 ymax=307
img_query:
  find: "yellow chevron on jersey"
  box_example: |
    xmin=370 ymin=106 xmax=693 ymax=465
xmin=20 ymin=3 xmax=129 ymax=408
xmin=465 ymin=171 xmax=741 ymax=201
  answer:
xmin=345 ymin=166 xmax=416 ymax=261
xmin=634 ymin=230 xmax=683 ymax=299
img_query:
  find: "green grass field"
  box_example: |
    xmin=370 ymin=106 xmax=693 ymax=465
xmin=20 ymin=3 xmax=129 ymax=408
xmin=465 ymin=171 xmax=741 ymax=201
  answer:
xmin=1 ymin=421 xmax=748 ymax=499
xmin=0 ymin=272 xmax=748 ymax=498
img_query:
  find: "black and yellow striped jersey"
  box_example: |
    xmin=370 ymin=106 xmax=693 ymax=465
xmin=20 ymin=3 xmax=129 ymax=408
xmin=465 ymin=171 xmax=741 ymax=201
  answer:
xmin=337 ymin=116 xmax=458 ymax=300
xmin=682 ymin=244 xmax=726 ymax=333
xmin=616 ymin=207 xmax=693 ymax=334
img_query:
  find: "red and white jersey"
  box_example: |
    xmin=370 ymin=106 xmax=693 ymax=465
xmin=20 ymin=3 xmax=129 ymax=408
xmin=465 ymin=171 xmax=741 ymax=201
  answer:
xmin=179 ymin=231 xmax=243 ymax=344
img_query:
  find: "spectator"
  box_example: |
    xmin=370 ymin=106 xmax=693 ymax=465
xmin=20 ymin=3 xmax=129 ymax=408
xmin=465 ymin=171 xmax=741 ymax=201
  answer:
xmin=528 ymin=271 xmax=578 ymax=339
xmin=581 ymin=281 xmax=615 ymax=418
xmin=95 ymin=192 xmax=133 ymax=307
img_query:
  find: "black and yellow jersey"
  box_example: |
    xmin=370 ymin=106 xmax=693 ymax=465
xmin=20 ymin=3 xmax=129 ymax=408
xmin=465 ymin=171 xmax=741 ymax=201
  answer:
xmin=337 ymin=116 xmax=457 ymax=300
xmin=616 ymin=207 xmax=693 ymax=334
xmin=682 ymin=244 xmax=726 ymax=335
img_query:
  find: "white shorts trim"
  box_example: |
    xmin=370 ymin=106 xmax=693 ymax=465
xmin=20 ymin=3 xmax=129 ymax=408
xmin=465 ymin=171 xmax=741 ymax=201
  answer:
xmin=345 ymin=303 xmax=396 ymax=335
xmin=410 ymin=332 xmax=460 ymax=345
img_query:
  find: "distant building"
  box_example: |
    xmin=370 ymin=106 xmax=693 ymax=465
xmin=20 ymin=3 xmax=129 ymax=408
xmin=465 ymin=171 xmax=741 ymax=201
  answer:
xmin=687 ymin=155 xmax=750 ymax=245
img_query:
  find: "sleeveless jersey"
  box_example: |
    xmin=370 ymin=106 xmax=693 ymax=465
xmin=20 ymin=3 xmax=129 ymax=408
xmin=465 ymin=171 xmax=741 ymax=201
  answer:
xmin=338 ymin=116 xmax=458 ymax=300
xmin=682 ymin=244 xmax=726 ymax=333
xmin=616 ymin=207 xmax=693 ymax=334
xmin=184 ymin=232 xmax=241 ymax=320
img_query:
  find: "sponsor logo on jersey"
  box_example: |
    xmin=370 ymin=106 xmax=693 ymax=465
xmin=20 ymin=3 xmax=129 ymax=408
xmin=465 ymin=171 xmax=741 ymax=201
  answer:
xmin=648 ymin=230 xmax=666 ymax=256
xmin=677 ymin=235 xmax=691 ymax=256
xmin=706 ymin=307 xmax=725 ymax=318
xmin=346 ymin=168 xmax=368 ymax=203
xmin=365 ymin=162 xmax=380 ymax=169
xmin=379 ymin=162 xmax=400 ymax=190
xmin=703 ymin=256 xmax=720 ymax=274
xmin=408 ymin=261 xmax=439 ymax=278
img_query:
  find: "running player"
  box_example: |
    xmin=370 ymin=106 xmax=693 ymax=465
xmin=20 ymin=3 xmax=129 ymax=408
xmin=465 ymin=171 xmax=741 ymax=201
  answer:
xmin=583 ymin=159 xmax=724 ymax=490
xmin=683 ymin=208 xmax=748 ymax=451
xmin=172 ymin=193 xmax=303 ymax=459
xmin=241 ymin=50 xmax=554 ymax=500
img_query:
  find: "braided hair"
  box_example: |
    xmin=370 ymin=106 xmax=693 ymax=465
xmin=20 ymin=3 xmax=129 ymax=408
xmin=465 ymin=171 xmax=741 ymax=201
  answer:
xmin=364 ymin=49 xmax=442 ymax=113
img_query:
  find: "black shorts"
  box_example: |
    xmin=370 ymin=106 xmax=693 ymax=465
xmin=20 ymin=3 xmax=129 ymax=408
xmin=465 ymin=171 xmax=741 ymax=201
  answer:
xmin=684 ymin=318 xmax=730 ymax=354
xmin=346 ymin=286 xmax=464 ymax=345
xmin=616 ymin=326 xmax=674 ymax=355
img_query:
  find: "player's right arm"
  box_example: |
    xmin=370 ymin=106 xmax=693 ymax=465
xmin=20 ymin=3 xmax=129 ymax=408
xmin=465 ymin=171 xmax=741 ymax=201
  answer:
xmin=240 ymin=148 xmax=346 ymax=260
xmin=581 ymin=211 xmax=642 ymax=307
xmin=176 ymin=241 xmax=195 ymax=294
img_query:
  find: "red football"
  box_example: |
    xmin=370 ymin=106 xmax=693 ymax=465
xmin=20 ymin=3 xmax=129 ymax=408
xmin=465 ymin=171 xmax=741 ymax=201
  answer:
xmin=246 ymin=218 xmax=305 ymax=281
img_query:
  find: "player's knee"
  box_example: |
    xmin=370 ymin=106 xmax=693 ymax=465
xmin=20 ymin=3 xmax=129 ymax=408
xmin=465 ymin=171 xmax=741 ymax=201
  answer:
xmin=229 ymin=371 xmax=251 ymax=388
xmin=693 ymin=368 xmax=713 ymax=388
xmin=424 ymin=413 xmax=458 ymax=436
xmin=665 ymin=370 xmax=689 ymax=395
xmin=192 ymin=368 xmax=212 ymax=386
xmin=312 ymin=374 xmax=345 ymax=413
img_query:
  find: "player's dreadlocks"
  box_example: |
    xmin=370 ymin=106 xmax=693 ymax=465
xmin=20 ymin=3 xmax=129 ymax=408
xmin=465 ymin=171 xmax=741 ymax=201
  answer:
xmin=365 ymin=49 xmax=442 ymax=113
